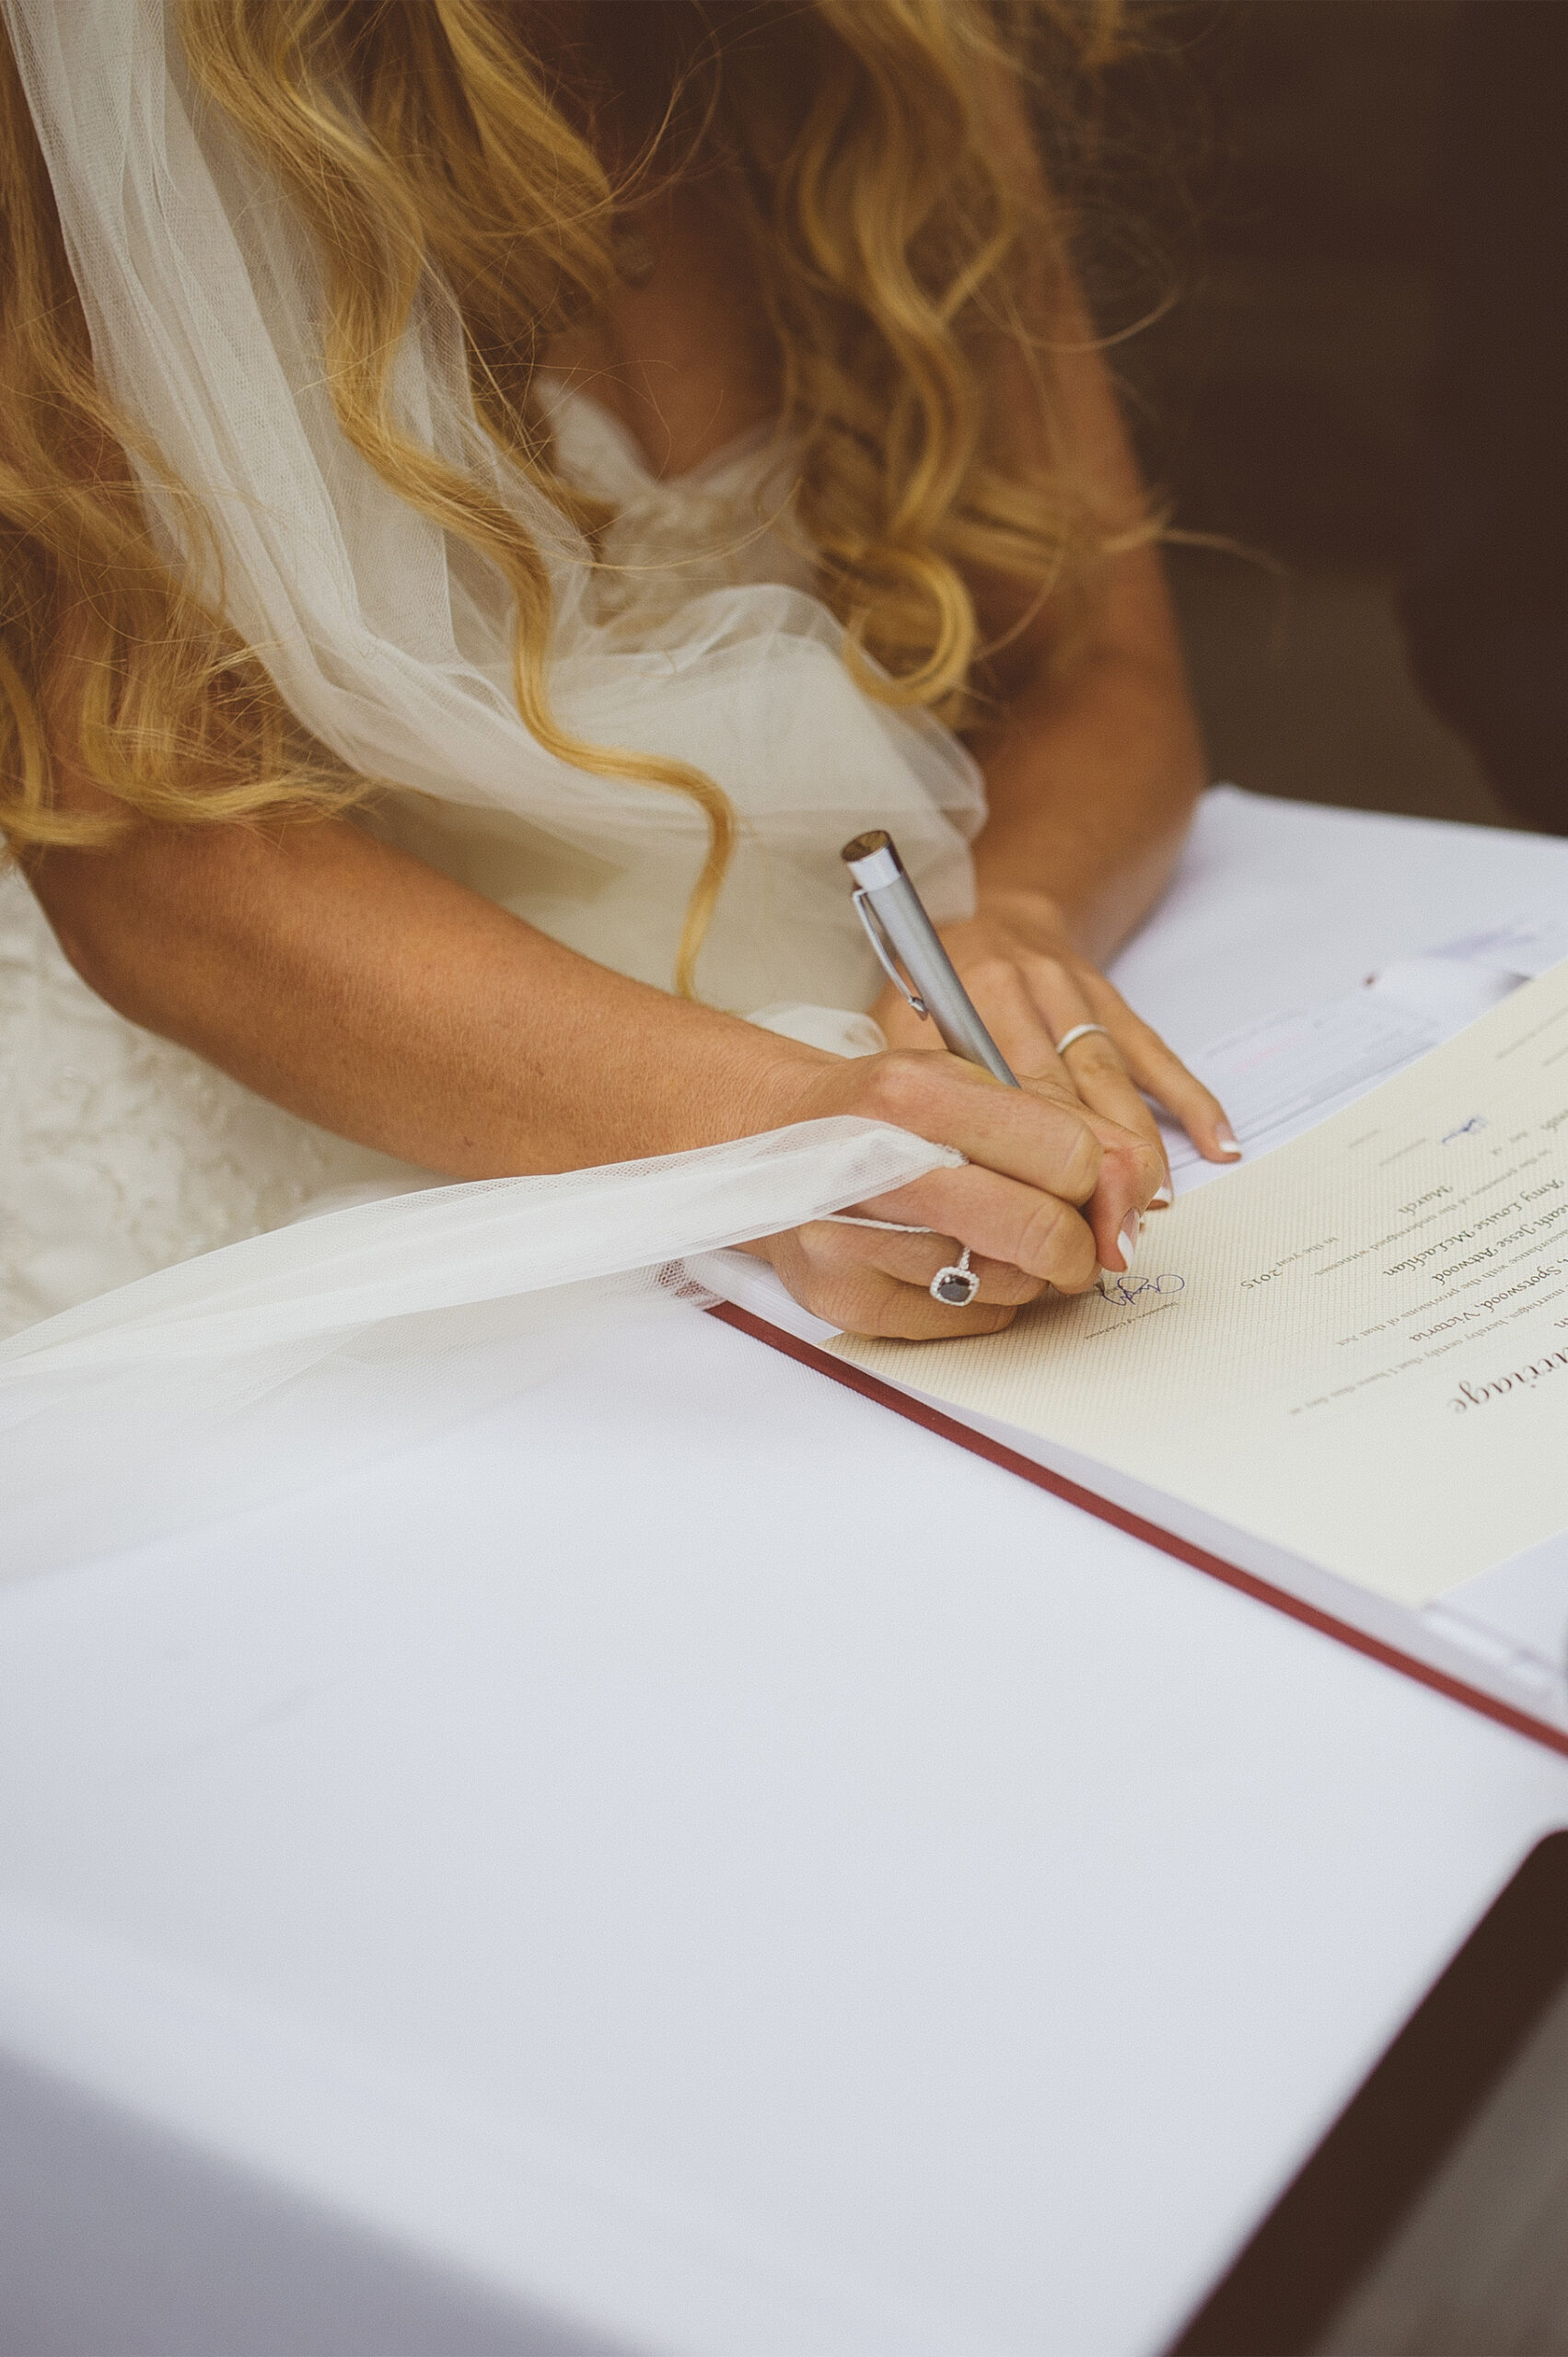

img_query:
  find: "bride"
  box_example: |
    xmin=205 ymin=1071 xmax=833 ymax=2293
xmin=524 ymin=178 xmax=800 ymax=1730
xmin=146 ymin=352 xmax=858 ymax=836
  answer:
xmin=0 ymin=0 xmax=1234 ymax=1347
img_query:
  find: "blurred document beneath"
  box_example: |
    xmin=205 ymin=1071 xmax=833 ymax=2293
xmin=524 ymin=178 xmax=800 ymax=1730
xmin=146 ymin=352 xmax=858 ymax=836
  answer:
xmin=1161 ymin=906 xmax=1568 ymax=1191
xmin=835 ymin=962 xmax=1568 ymax=1608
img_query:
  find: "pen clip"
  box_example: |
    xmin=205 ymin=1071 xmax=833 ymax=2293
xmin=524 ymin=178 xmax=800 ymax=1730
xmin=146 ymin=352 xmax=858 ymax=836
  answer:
xmin=852 ymin=888 xmax=929 ymax=1019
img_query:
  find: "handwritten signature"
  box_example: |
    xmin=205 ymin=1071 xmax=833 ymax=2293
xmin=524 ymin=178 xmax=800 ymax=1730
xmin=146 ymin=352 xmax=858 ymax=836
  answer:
xmin=1442 ymin=1115 xmax=1489 ymax=1144
xmin=1098 ymin=1272 xmax=1187 ymax=1307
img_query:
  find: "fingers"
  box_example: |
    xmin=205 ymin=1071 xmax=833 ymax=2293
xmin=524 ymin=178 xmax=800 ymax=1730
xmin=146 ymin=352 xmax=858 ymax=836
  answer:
xmin=947 ymin=954 xmax=1064 ymax=1086
xmin=847 ymin=1048 xmax=1106 ymax=1205
xmin=961 ymin=951 xmax=1178 ymax=1192
xmin=1051 ymin=1035 xmax=1176 ymax=1202
xmin=862 ymin=1160 xmax=1106 ymax=1291
xmin=756 ymin=1222 xmax=1036 ymax=1341
xmin=1077 ymin=988 xmax=1240 ymax=1165
xmin=875 ymin=928 xmax=1237 ymax=1167
xmin=837 ymin=1221 xmax=1048 ymax=1305
xmin=912 ymin=938 xmax=1239 ymax=1173
xmin=826 ymin=1048 xmax=1159 ymax=1277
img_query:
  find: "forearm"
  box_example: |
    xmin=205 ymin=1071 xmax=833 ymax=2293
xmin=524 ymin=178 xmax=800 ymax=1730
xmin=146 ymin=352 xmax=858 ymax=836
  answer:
xmin=965 ymin=626 xmax=1206 ymax=966
xmin=27 ymin=802 xmax=1167 ymax=1334
xmin=956 ymin=211 xmax=1208 ymax=964
xmin=29 ymin=814 xmax=828 ymax=1177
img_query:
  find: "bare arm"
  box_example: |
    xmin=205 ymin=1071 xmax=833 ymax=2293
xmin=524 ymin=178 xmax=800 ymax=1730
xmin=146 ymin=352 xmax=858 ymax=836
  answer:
xmin=27 ymin=787 xmax=1162 ymax=1336
xmin=963 ymin=315 xmax=1205 ymax=966
xmin=22 ymin=67 xmax=1189 ymax=1330
xmin=35 ymin=806 xmax=807 ymax=1178
xmin=875 ymin=89 xmax=1233 ymax=1178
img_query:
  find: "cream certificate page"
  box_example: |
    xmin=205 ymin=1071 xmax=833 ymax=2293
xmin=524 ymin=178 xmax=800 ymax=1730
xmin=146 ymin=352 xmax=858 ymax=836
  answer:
xmin=834 ymin=961 xmax=1568 ymax=1608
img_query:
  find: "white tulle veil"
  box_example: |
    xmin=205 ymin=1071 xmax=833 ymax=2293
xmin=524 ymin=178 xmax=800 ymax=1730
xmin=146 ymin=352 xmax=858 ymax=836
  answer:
xmin=0 ymin=0 xmax=982 ymax=1572
xmin=2 ymin=0 xmax=984 ymax=1011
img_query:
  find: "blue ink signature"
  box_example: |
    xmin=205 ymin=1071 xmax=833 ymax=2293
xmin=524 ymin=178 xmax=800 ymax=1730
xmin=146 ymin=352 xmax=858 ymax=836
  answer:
xmin=1098 ymin=1272 xmax=1187 ymax=1307
xmin=1442 ymin=1115 xmax=1489 ymax=1144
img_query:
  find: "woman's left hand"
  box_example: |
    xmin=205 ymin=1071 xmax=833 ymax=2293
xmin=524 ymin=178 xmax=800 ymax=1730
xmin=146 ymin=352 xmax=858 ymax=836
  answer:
xmin=873 ymin=887 xmax=1238 ymax=1191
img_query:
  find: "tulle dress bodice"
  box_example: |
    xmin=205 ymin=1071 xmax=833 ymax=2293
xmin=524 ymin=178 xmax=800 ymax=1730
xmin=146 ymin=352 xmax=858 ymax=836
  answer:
xmin=0 ymin=390 xmax=975 ymax=1338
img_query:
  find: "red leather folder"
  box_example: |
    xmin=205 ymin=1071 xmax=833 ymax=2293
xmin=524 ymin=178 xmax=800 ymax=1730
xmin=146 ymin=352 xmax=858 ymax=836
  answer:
xmin=709 ymin=1301 xmax=1568 ymax=1767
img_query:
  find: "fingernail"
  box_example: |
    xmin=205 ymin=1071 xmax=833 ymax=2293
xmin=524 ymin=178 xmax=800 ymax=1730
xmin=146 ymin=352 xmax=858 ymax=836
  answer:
xmin=1151 ymin=1181 xmax=1173 ymax=1209
xmin=1116 ymin=1209 xmax=1141 ymax=1270
xmin=1215 ymin=1123 xmax=1242 ymax=1159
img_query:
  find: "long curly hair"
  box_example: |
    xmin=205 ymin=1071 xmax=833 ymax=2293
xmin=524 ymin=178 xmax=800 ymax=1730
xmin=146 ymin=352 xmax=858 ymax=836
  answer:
xmin=0 ymin=0 xmax=1130 ymax=994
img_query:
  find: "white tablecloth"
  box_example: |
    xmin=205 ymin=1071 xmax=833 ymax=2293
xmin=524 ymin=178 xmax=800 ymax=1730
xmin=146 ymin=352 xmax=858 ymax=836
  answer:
xmin=4 ymin=789 xmax=1568 ymax=2357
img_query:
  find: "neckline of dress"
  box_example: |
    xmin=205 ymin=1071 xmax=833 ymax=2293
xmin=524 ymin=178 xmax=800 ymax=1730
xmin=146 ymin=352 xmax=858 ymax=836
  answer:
xmin=536 ymin=372 xmax=784 ymax=492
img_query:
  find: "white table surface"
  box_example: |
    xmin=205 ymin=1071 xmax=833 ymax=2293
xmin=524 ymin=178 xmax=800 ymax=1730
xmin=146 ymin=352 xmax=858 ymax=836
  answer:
xmin=5 ymin=788 xmax=1568 ymax=2357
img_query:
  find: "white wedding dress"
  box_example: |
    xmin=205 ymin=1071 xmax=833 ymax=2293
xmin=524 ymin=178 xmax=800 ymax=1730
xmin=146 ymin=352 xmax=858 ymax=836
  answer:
xmin=0 ymin=0 xmax=987 ymax=1580
xmin=0 ymin=375 xmax=990 ymax=1339
xmin=0 ymin=385 xmax=976 ymax=1340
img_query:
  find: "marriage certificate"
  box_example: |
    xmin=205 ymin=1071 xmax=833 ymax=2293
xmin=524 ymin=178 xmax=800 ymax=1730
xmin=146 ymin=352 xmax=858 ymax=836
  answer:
xmin=833 ymin=961 xmax=1568 ymax=1608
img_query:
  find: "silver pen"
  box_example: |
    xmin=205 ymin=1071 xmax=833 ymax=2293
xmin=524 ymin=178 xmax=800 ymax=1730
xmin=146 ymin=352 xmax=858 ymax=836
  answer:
xmin=842 ymin=830 xmax=1018 ymax=1086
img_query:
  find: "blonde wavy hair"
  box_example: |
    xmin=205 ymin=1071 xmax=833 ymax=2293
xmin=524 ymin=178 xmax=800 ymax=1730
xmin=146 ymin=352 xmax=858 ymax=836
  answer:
xmin=0 ymin=0 xmax=1129 ymax=995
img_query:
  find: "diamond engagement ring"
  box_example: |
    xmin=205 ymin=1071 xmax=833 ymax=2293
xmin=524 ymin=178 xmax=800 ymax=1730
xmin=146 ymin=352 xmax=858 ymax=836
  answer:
xmin=1053 ymin=1022 xmax=1114 ymax=1057
xmin=930 ymin=1245 xmax=980 ymax=1307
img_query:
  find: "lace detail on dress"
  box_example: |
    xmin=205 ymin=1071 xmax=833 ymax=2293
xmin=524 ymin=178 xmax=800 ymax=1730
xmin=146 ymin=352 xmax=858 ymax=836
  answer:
xmin=0 ymin=869 xmax=411 ymax=1339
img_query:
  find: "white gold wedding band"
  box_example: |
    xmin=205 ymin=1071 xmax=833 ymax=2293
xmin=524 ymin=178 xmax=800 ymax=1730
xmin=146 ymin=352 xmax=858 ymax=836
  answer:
xmin=1053 ymin=1022 xmax=1114 ymax=1057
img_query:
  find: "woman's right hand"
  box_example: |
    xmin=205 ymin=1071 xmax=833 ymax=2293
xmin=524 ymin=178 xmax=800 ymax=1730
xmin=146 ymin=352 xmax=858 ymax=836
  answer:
xmin=747 ymin=1044 xmax=1166 ymax=1340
